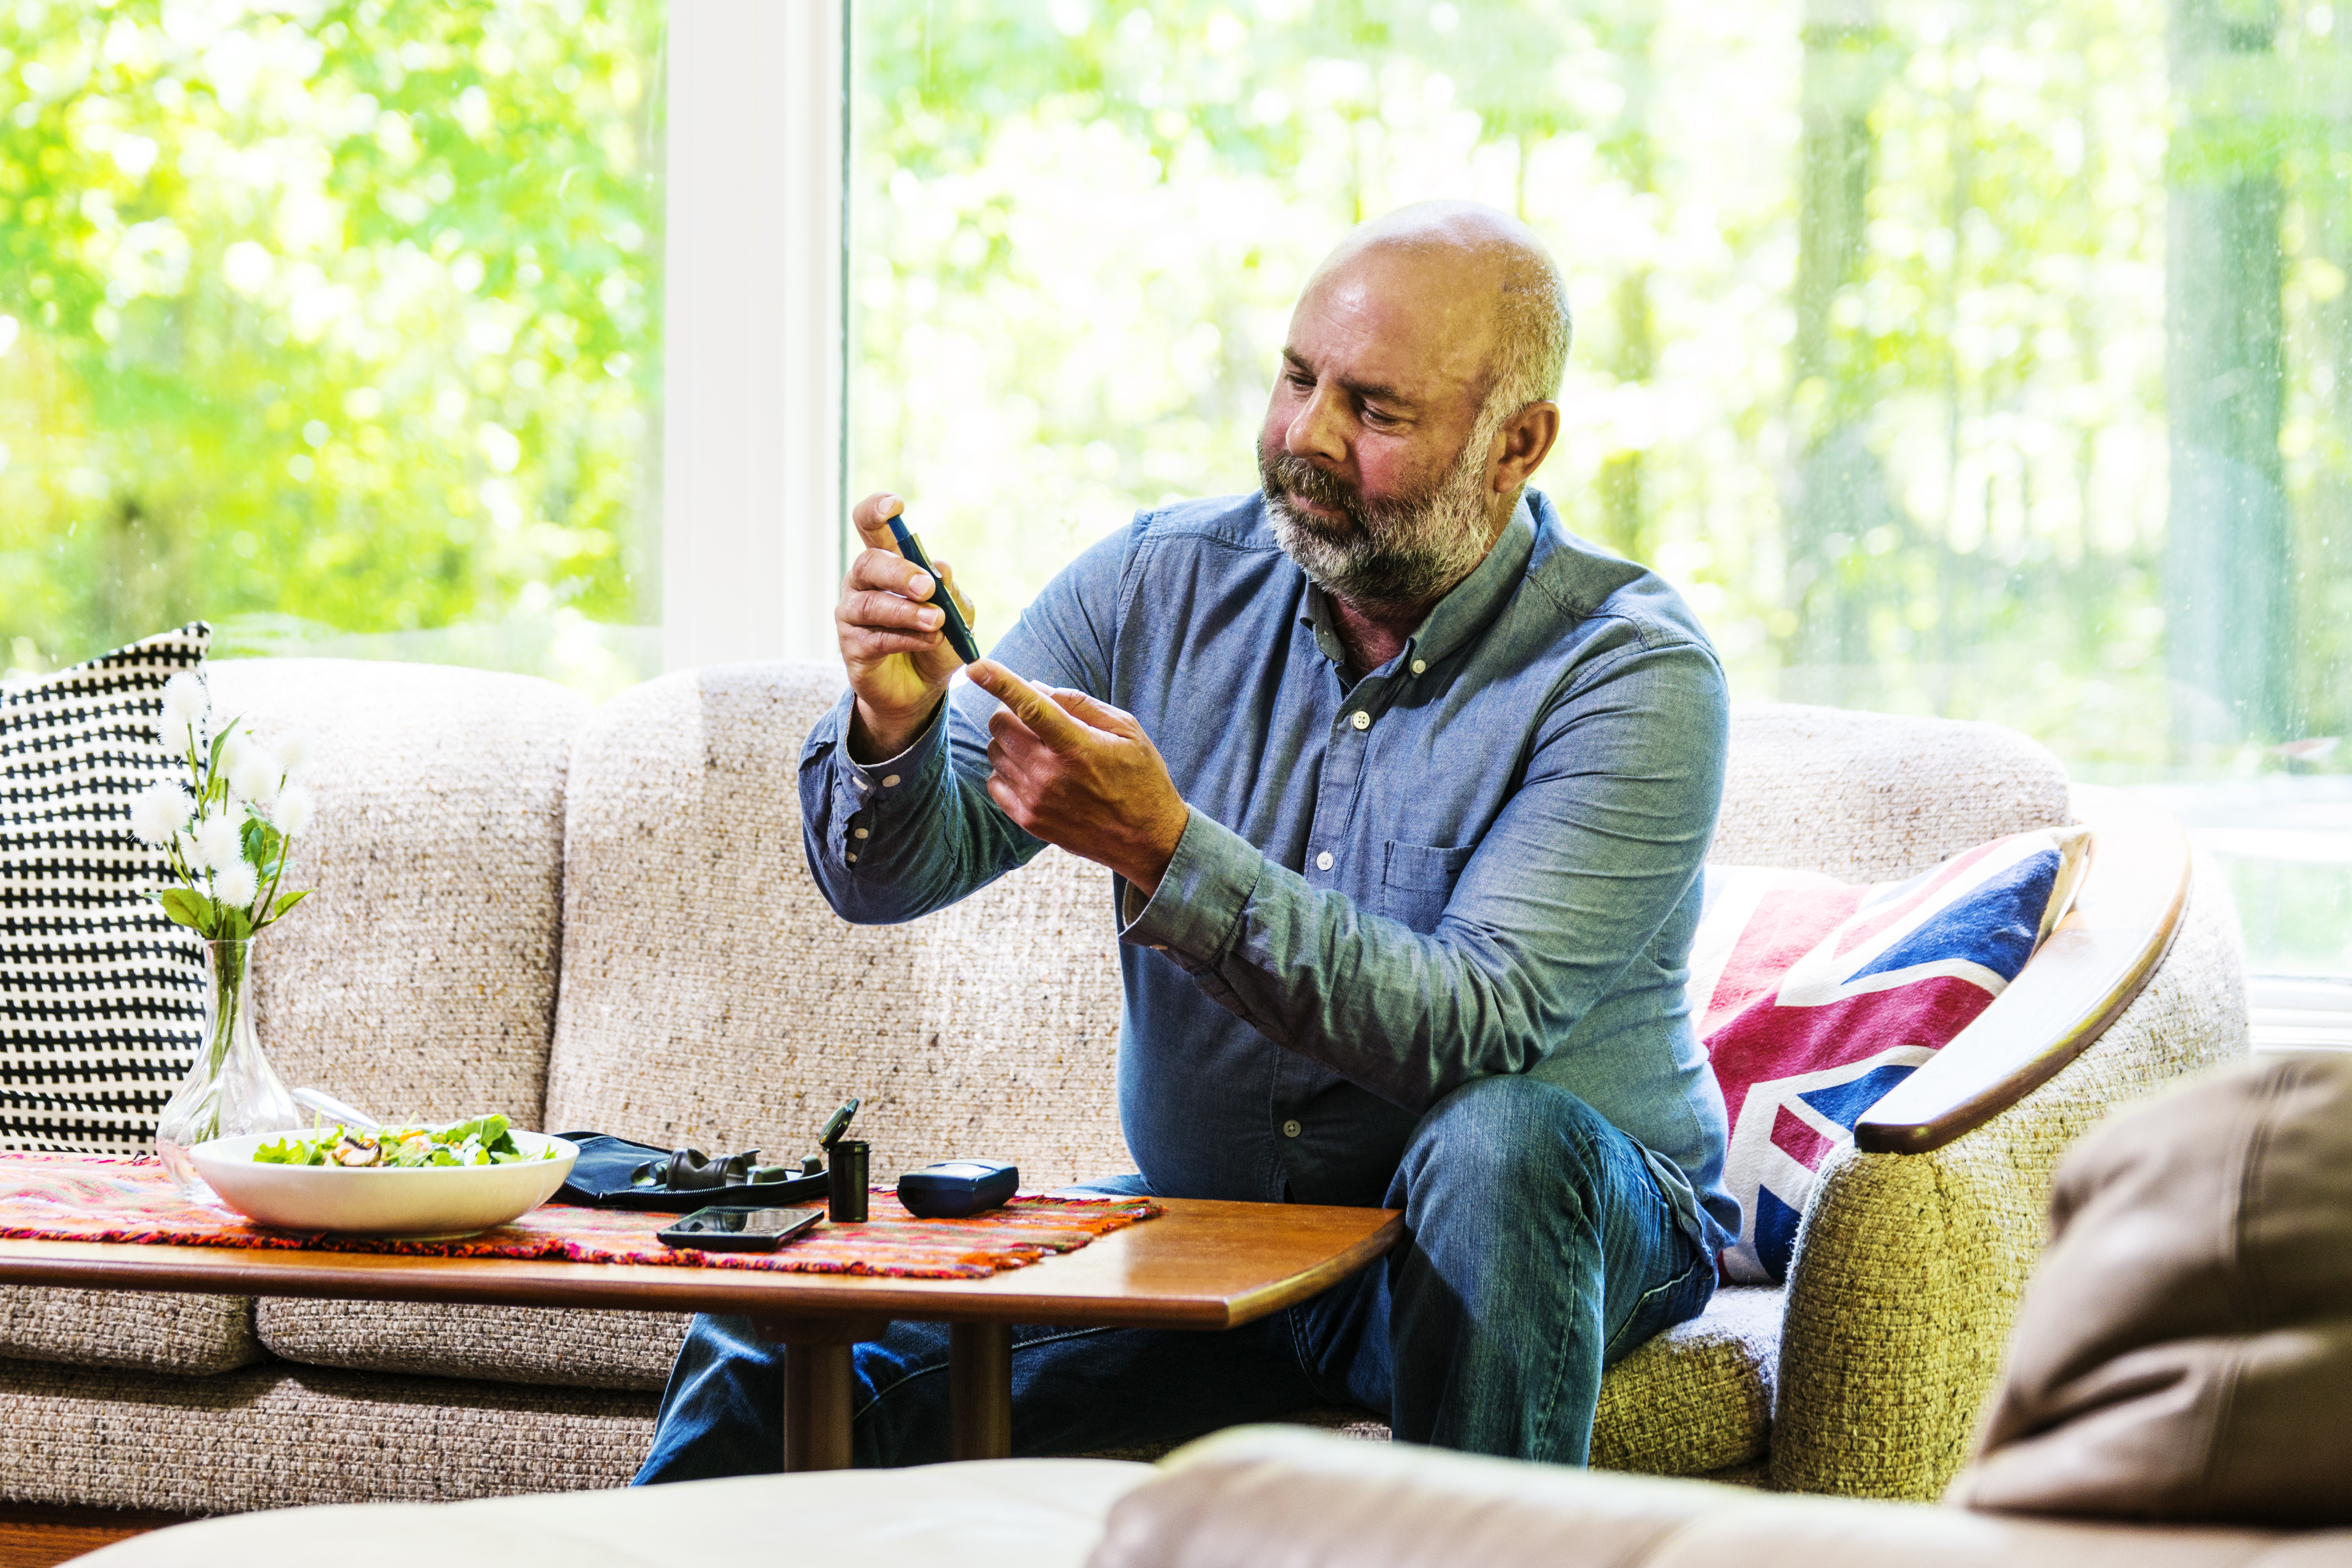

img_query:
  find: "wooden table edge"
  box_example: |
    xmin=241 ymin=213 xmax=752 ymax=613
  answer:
xmin=0 ymin=1200 xmax=1408 ymax=1331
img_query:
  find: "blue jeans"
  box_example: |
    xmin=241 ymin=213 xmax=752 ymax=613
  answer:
xmin=633 ymin=1075 xmax=1713 ymax=1478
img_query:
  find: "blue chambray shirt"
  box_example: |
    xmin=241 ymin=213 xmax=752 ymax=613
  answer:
xmin=800 ymin=489 xmax=1738 ymax=1256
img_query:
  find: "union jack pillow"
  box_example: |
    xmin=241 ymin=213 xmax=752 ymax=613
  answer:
xmin=1691 ymin=827 xmax=2090 ymax=1285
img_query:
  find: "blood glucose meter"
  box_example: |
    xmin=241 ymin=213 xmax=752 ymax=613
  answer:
xmin=896 ymin=1159 xmax=1020 ymax=1218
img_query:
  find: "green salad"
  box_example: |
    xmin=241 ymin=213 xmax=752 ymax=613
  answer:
xmin=254 ymin=1114 xmax=555 ymax=1169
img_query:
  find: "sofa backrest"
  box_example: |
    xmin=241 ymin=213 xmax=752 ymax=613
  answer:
xmin=208 ymin=658 xmax=2075 ymax=1183
xmin=541 ymin=662 xmax=1131 ymax=1187
xmin=1715 ymin=703 xmax=2073 ymax=881
xmin=539 ymin=675 xmax=2076 ymax=1187
xmin=209 ymin=659 xmax=586 ymax=1127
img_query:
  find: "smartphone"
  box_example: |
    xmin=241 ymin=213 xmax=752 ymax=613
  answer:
xmin=886 ymin=514 xmax=982 ymax=664
xmin=656 ymin=1205 xmax=823 ymax=1252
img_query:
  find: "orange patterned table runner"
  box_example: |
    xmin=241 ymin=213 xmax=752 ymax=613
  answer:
xmin=0 ymin=1153 xmax=1157 ymax=1279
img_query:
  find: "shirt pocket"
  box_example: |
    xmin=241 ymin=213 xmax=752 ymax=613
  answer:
xmin=1380 ymin=841 xmax=1478 ymax=934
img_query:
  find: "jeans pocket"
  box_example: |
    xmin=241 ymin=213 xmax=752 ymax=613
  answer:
xmin=1602 ymin=1251 xmax=1716 ymax=1367
xmin=1380 ymin=841 xmax=1477 ymax=933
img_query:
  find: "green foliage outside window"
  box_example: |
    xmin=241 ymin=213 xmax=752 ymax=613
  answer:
xmin=0 ymin=0 xmax=663 ymax=696
xmin=851 ymin=0 xmax=2349 ymax=772
xmin=851 ymin=0 xmax=2351 ymax=973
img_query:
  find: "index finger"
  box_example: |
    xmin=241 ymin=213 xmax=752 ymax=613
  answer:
xmin=851 ymin=492 xmax=907 ymax=552
xmin=967 ymin=660 xmax=1091 ymax=753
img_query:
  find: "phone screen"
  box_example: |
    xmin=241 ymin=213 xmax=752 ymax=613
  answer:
xmin=659 ymin=1206 xmax=823 ymax=1250
xmin=675 ymin=1206 xmax=817 ymax=1235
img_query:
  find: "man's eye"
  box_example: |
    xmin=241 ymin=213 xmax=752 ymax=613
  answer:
xmin=1361 ymin=406 xmax=1398 ymax=426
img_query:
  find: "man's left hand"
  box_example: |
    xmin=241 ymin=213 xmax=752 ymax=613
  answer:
xmin=966 ymin=661 xmax=1189 ymax=898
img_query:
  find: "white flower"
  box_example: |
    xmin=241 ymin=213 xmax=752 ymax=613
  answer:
xmin=212 ymin=858 xmax=259 ymax=908
xmin=160 ymin=671 xmax=208 ymax=751
xmin=125 ymin=792 xmax=165 ymax=848
xmin=216 ymin=728 xmax=252 ymax=782
xmin=192 ymin=812 xmax=244 ymax=874
xmin=272 ymin=783 xmax=318 ymax=838
xmin=127 ymin=782 xmax=192 ymax=847
xmin=160 ymin=672 xmax=206 ymax=728
xmin=228 ymin=751 xmax=281 ymax=810
xmin=274 ymin=731 xmax=314 ymax=783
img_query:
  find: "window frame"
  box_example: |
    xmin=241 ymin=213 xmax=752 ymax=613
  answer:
xmin=660 ymin=0 xmax=847 ymax=672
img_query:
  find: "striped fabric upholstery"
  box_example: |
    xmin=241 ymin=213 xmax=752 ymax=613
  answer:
xmin=0 ymin=623 xmax=211 ymax=1152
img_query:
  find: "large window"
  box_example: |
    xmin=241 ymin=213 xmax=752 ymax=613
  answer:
xmin=9 ymin=3 xmax=2343 ymax=988
xmin=850 ymin=0 xmax=2351 ymax=982
xmin=0 ymin=0 xmax=664 ymax=699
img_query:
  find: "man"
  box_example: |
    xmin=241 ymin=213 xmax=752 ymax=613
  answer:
xmin=637 ymin=200 xmax=1735 ymax=1477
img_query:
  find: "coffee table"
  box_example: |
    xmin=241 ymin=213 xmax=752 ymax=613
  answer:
xmin=0 ymin=1198 xmax=1401 ymax=1472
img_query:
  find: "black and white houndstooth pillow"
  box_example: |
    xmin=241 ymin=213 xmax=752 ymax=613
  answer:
xmin=0 ymin=623 xmax=211 ymax=1151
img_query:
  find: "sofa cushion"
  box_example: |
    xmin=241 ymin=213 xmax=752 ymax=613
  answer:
xmin=1591 ymin=1285 xmax=1780 ymax=1474
xmin=542 ymin=663 xmax=1130 ymax=1186
xmin=0 ymin=1358 xmax=655 ymax=1512
xmin=1714 ymin=704 xmax=2073 ymax=881
xmin=206 ymin=660 xmax=586 ymax=1123
xmin=1949 ymin=1054 xmax=2352 ymax=1526
xmin=1 ymin=622 xmax=212 ymax=1153
xmin=81 ymin=1458 xmax=1154 ymax=1568
xmin=258 ymin=1299 xmax=685 ymax=1391
xmin=0 ymin=1286 xmax=260 ymax=1375
xmin=1088 ymin=1426 xmax=2340 ymax=1568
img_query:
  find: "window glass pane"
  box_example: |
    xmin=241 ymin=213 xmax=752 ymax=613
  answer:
xmin=0 ymin=0 xmax=664 ymax=699
xmin=851 ymin=0 xmax=2350 ymax=976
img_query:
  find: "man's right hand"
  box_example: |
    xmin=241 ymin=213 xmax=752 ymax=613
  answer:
xmin=837 ymin=492 xmax=975 ymax=762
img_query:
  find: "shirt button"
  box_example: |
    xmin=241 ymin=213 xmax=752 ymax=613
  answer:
xmin=881 ymin=774 xmax=901 ymax=788
xmin=1315 ymin=851 xmax=1334 ymax=871
xmin=1282 ymin=1119 xmax=1303 ymax=1138
xmin=846 ymin=852 xmax=858 ymax=864
xmin=853 ymin=828 xmax=869 ymax=840
xmin=1350 ymin=711 xmax=1370 ymax=731
xmin=1410 ymin=659 xmax=1426 ymax=675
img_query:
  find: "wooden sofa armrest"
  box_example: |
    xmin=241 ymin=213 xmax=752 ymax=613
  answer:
xmin=1852 ymin=785 xmax=2192 ymax=1155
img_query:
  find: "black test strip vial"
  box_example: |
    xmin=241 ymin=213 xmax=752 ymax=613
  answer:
xmin=828 ymin=1140 xmax=869 ymax=1223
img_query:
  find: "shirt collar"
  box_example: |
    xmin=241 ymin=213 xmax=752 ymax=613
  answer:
xmin=1296 ymin=494 xmax=1539 ymax=677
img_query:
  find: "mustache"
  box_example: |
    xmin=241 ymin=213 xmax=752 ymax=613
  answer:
xmin=1258 ymin=443 xmax=1363 ymax=526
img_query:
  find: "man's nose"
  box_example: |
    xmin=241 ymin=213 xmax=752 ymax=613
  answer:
xmin=1285 ymin=381 xmax=1349 ymax=467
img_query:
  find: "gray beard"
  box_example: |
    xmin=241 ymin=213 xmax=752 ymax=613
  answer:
xmin=1259 ymin=425 xmax=1499 ymax=611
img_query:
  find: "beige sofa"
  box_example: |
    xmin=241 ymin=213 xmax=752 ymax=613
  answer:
xmin=74 ymin=1428 xmax=2352 ymax=1567
xmin=0 ymin=658 xmax=2247 ymax=1516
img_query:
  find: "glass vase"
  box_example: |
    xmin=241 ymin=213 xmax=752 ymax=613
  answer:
xmin=154 ymin=938 xmax=301 ymax=1204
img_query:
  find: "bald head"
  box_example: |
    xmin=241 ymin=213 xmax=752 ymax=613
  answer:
xmin=1259 ymin=201 xmax=1570 ymax=614
xmin=1307 ymin=200 xmax=1573 ymax=422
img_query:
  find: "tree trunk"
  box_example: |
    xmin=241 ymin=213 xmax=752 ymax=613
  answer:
xmin=2165 ymin=0 xmax=2292 ymax=751
xmin=1785 ymin=0 xmax=1899 ymax=681
xmin=2295 ymin=27 xmax=2352 ymax=750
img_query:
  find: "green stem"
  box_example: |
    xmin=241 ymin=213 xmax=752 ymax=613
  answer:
xmin=254 ymin=775 xmax=292 ymax=928
xmin=199 ymin=941 xmax=247 ymax=1144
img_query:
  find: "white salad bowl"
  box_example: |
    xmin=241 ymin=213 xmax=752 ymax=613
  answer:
xmin=188 ymin=1131 xmax=579 ymax=1238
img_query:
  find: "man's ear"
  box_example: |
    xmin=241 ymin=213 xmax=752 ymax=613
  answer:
xmin=1489 ymin=401 xmax=1561 ymax=496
